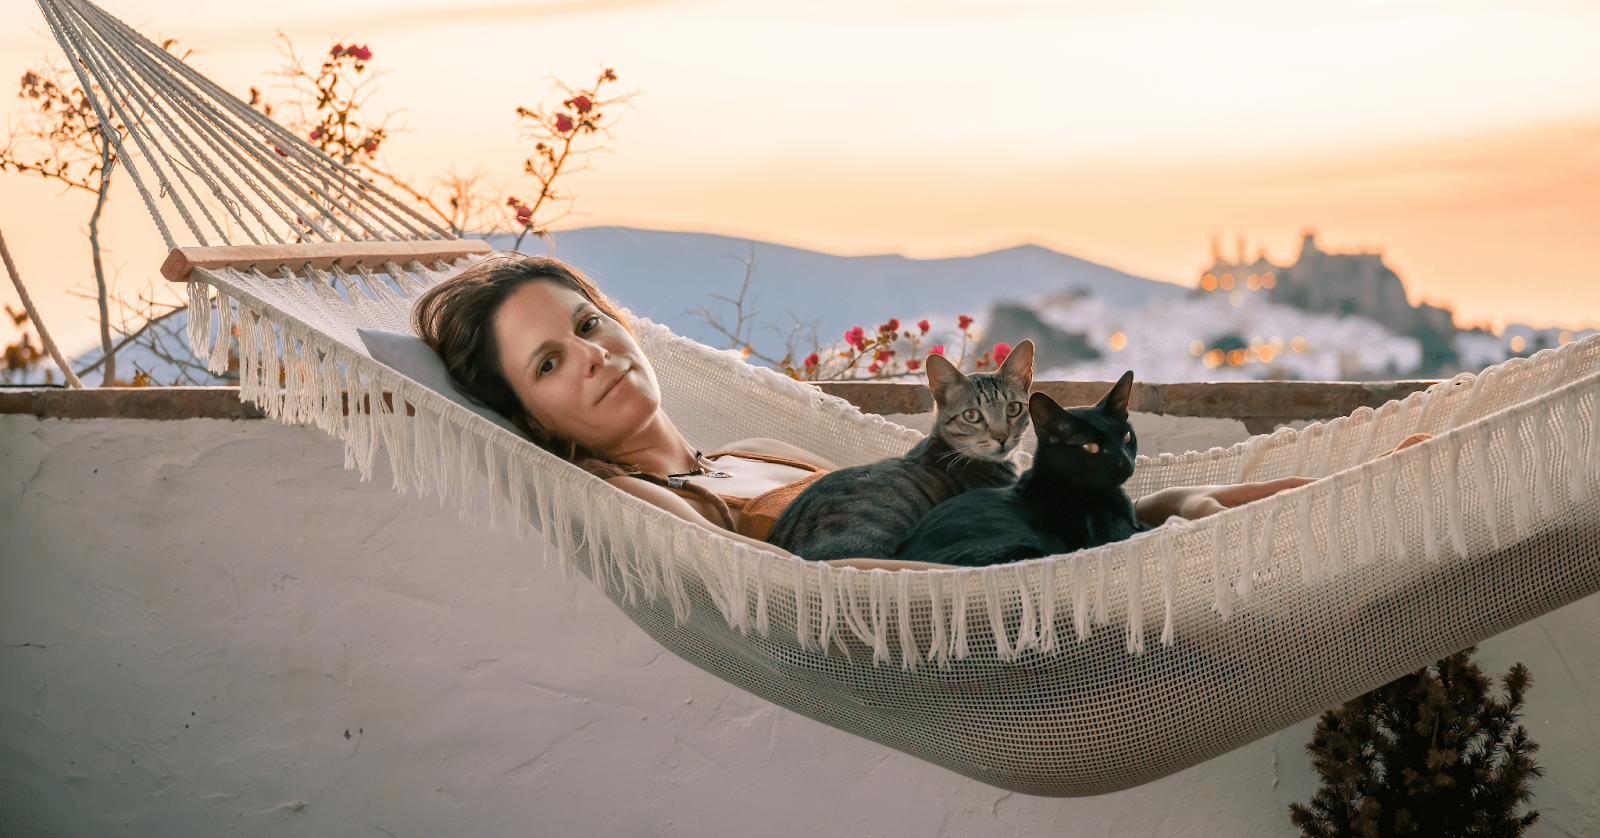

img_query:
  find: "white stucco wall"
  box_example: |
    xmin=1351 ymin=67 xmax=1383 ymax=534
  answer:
xmin=2 ymin=414 xmax=1596 ymax=837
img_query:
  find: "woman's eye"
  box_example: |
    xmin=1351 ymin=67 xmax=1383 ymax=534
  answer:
xmin=538 ymin=356 xmax=557 ymax=377
xmin=580 ymin=315 xmax=600 ymax=333
xmin=1006 ymin=401 xmax=1024 ymax=417
xmin=1123 ymin=432 xmax=1131 ymax=443
xmin=1082 ymin=442 xmax=1099 ymax=454
xmin=962 ymin=408 xmax=981 ymax=423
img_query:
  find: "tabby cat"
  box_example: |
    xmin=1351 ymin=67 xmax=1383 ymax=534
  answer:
xmin=893 ymin=371 xmax=1143 ymax=567
xmin=767 ymin=340 xmax=1035 ymax=561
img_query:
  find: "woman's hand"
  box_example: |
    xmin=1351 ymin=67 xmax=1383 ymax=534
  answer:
xmin=1135 ymin=477 xmax=1315 ymax=526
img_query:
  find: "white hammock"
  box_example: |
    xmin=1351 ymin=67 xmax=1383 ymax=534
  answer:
xmin=40 ymin=0 xmax=1600 ymax=797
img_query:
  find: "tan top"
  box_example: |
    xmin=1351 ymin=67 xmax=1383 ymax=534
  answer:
xmin=667 ymin=449 xmax=829 ymax=542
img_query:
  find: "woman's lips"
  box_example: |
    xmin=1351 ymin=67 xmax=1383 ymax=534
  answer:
xmin=598 ymin=364 xmax=630 ymax=402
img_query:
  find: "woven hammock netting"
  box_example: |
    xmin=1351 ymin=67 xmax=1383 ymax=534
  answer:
xmin=42 ymin=0 xmax=1600 ymax=797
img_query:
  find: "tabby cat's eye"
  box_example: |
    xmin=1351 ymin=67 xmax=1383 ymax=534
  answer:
xmin=962 ymin=408 xmax=981 ymax=423
xmin=1082 ymin=442 xmax=1099 ymax=454
xmin=1006 ymin=401 xmax=1024 ymax=417
xmin=1123 ymin=432 xmax=1131 ymax=443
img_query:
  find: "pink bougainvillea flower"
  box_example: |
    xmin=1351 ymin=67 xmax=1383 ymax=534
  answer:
xmin=362 ymin=138 xmax=378 ymax=152
xmin=603 ymin=68 xmax=617 ymax=81
xmin=917 ymin=319 xmax=930 ymax=334
xmin=571 ymin=95 xmax=593 ymax=114
xmin=554 ymin=114 xmax=575 ymax=133
xmin=957 ymin=315 xmax=973 ymax=330
xmin=804 ymin=352 xmax=819 ymax=367
xmin=867 ymin=362 xmax=880 ymax=374
xmin=309 ymin=126 xmax=324 ymax=141
xmin=506 ymin=196 xmax=520 ymax=207
xmin=845 ymin=326 xmax=867 ymax=351
xmin=330 ymin=44 xmax=344 ymax=57
xmin=906 ymin=359 xmax=921 ymax=372
xmin=272 ymin=145 xmax=288 ymax=157
xmin=928 ymin=345 xmax=945 ymax=356
xmin=874 ymin=348 xmax=892 ymax=363
xmin=348 ymin=45 xmax=372 ymax=61
xmin=993 ymin=342 xmax=1011 ymax=365
xmin=881 ymin=318 xmax=899 ymax=333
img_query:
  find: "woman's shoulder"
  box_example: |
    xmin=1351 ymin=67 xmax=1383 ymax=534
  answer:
xmin=716 ymin=438 xmax=838 ymax=471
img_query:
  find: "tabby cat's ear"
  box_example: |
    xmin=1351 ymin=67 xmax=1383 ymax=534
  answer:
xmin=925 ymin=351 xmax=966 ymax=406
xmin=1098 ymin=370 xmax=1135 ymax=419
xmin=997 ymin=339 xmax=1034 ymax=388
xmin=1028 ymin=391 xmax=1068 ymax=430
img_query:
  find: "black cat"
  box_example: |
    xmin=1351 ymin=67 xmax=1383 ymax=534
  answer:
xmin=892 ymin=371 xmax=1143 ymax=567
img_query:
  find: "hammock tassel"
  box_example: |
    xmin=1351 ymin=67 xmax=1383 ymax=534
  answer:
xmin=1380 ymin=457 xmax=1407 ymax=563
xmin=1504 ymin=417 xmax=1532 ymax=540
xmin=754 ymin=551 xmax=772 ymax=638
xmin=1037 ymin=558 xmax=1058 ymax=655
xmin=952 ymin=571 xmax=971 ymax=661
xmin=1094 ymin=547 xmax=1110 ymax=626
xmin=928 ymin=570 xmax=948 ymax=668
xmin=980 ymin=567 xmax=1013 ymax=662
xmin=208 ymin=291 xmax=234 ymax=375
xmin=1158 ymin=537 xmax=1178 ymax=647
xmin=1444 ymin=438 xmax=1467 ymax=558
xmin=1072 ymin=552 xmax=1092 ymax=641
xmin=1209 ymin=519 xmax=1232 ymax=621
xmin=790 ymin=556 xmax=813 ymax=652
xmin=186 ymin=279 xmax=212 ymax=362
xmin=1015 ymin=565 xmax=1038 ymax=654
xmin=1417 ymin=443 xmax=1439 ymax=563
xmin=1236 ymin=504 xmax=1258 ymax=600
xmin=870 ymin=569 xmax=891 ymax=666
xmin=1472 ymin=425 xmax=1502 ymax=551
xmin=897 ymin=570 xmax=920 ymax=671
xmin=1117 ymin=543 xmax=1140 ymax=654
xmin=816 ymin=563 xmax=841 ymax=658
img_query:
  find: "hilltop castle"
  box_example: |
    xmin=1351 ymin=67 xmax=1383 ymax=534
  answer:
xmin=1197 ymin=232 xmax=1458 ymax=374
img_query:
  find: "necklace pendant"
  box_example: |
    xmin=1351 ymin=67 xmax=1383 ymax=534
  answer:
xmin=705 ymin=470 xmax=732 ymax=479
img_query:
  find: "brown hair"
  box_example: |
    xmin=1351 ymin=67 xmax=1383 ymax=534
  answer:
xmin=413 ymin=253 xmax=635 ymax=476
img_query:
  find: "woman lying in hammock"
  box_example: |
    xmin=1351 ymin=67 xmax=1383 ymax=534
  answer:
xmin=415 ymin=254 xmax=1313 ymax=570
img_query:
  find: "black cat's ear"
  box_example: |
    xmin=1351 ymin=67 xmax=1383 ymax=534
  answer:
xmin=997 ymin=339 xmax=1034 ymax=388
xmin=1098 ymin=370 xmax=1134 ymax=419
xmin=1028 ymin=391 xmax=1068 ymax=430
xmin=924 ymin=351 xmax=967 ymax=406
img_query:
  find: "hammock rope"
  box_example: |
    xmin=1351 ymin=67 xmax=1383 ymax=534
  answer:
xmin=38 ymin=0 xmax=1600 ymax=797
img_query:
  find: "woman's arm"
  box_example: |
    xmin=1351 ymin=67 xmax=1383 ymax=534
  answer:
xmin=1134 ymin=476 xmax=1315 ymax=527
xmin=719 ymin=437 xmax=840 ymax=471
xmin=605 ymin=475 xmax=795 ymax=557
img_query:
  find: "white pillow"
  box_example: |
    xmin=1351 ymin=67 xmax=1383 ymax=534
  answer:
xmin=356 ymin=328 xmax=529 ymax=440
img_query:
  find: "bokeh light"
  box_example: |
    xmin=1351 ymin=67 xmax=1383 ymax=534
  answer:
xmin=1189 ymin=339 xmax=1205 ymax=356
xmin=1108 ymin=332 xmax=1127 ymax=352
xmin=1200 ymin=273 xmax=1217 ymax=291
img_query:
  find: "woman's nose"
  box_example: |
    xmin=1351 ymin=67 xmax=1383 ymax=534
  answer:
xmin=579 ymin=338 xmax=609 ymax=373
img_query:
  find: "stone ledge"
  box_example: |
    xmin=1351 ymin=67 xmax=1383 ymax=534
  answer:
xmin=4 ymin=381 xmax=1442 ymax=431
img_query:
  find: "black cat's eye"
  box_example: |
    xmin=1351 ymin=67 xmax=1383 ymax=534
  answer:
xmin=1082 ymin=442 xmax=1099 ymax=454
xmin=1006 ymin=401 xmax=1024 ymax=417
xmin=962 ymin=408 xmax=981 ymax=423
xmin=1123 ymin=432 xmax=1131 ymax=443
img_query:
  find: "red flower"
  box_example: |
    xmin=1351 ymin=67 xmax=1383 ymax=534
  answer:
xmin=361 ymin=137 xmax=378 ymax=153
xmin=602 ymin=68 xmax=617 ymax=81
xmin=330 ymin=44 xmax=344 ymax=57
xmin=309 ymin=126 xmax=324 ymax=141
xmin=993 ymin=342 xmax=1011 ymax=365
xmin=881 ymin=318 xmax=899 ymax=333
xmin=506 ymin=196 xmax=520 ymax=207
xmin=571 ymin=95 xmax=593 ymax=114
xmin=906 ymin=359 xmax=921 ymax=372
xmin=867 ymin=362 xmax=880 ymax=374
xmin=975 ymin=355 xmax=989 ymax=370
xmin=918 ymin=319 xmax=930 ymax=334
xmin=957 ymin=315 xmax=973 ymax=330
xmin=874 ymin=348 xmax=892 ymax=362
xmin=929 ymin=345 xmax=945 ymax=356
xmin=804 ymin=352 xmax=819 ymax=367
xmin=554 ymin=113 xmax=575 ymax=132
xmin=272 ymin=145 xmax=287 ymax=157
xmin=514 ymin=204 xmax=533 ymax=227
xmin=348 ymin=45 xmax=372 ymax=61
xmin=845 ymin=326 xmax=867 ymax=351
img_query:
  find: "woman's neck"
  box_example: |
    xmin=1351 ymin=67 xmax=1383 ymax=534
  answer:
xmin=602 ymin=409 xmax=699 ymax=476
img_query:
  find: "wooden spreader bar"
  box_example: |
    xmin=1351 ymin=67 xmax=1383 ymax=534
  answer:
xmin=160 ymin=239 xmax=494 ymax=282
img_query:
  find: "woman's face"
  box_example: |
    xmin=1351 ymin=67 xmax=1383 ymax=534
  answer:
xmin=492 ymin=279 xmax=660 ymax=456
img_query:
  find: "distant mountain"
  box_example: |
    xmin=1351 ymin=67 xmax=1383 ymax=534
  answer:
xmin=494 ymin=227 xmax=1186 ymax=361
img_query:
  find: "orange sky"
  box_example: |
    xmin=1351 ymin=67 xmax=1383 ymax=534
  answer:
xmin=3 ymin=0 xmax=1598 ymax=353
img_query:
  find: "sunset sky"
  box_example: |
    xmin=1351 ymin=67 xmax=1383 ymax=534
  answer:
xmin=3 ymin=0 xmax=1598 ymax=355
